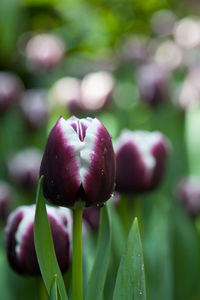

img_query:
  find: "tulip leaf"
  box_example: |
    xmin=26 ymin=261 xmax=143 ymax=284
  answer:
xmin=185 ymin=104 xmax=200 ymax=175
xmin=113 ymin=218 xmax=146 ymax=300
xmin=50 ymin=274 xmax=58 ymax=300
xmin=34 ymin=176 xmax=68 ymax=300
xmin=86 ymin=203 xmax=112 ymax=300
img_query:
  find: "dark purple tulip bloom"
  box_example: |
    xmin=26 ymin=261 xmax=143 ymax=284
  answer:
xmin=177 ymin=177 xmax=200 ymax=217
xmin=121 ymin=35 xmax=148 ymax=65
xmin=137 ymin=63 xmax=169 ymax=106
xmin=80 ymin=71 xmax=115 ymax=112
xmin=83 ymin=192 xmax=120 ymax=230
xmin=25 ymin=34 xmax=66 ymax=72
xmin=115 ymin=130 xmax=170 ymax=194
xmin=0 ymin=181 xmax=12 ymax=222
xmin=20 ymin=89 xmax=48 ymax=129
xmin=0 ymin=72 xmax=23 ymax=114
xmin=5 ymin=205 xmax=72 ymax=276
xmin=40 ymin=116 xmax=116 ymax=208
xmin=83 ymin=206 xmax=100 ymax=230
xmin=7 ymin=148 xmax=42 ymax=189
xmin=49 ymin=77 xmax=83 ymax=114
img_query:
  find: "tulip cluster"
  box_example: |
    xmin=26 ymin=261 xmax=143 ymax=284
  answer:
xmin=49 ymin=71 xmax=115 ymax=114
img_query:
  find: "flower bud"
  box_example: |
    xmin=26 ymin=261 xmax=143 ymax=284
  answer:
xmin=0 ymin=181 xmax=12 ymax=222
xmin=0 ymin=72 xmax=23 ymax=114
xmin=177 ymin=177 xmax=200 ymax=217
xmin=5 ymin=204 xmax=72 ymax=276
xmin=137 ymin=63 xmax=169 ymax=106
xmin=25 ymin=34 xmax=66 ymax=72
xmin=20 ymin=89 xmax=48 ymax=129
xmin=7 ymin=148 xmax=42 ymax=189
xmin=40 ymin=116 xmax=116 ymax=208
xmin=115 ymin=130 xmax=170 ymax=193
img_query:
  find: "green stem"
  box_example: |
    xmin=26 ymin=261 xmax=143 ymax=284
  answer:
xmin=72 ymin=207 xmax=83 ymax=300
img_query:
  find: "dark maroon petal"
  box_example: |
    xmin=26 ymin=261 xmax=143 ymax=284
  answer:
xmin=115 ymin=141 xmax=147 ymax=193
xmin=49 ymin=215 xmax=71 ymax=272
xmin=40 ymin=117 xmax=81 ymax=207
xmin=5 ymin=208 xmax=26 ymax=274
xmin=150 ymin=137 xmax=169 ymax=190
xmin=83 ymin=206 xmax=101 ymax=229
xmin=82 ymin=119 xmax=116 ymax=206
xmin=17 ymin=222 xmax=40 ymax=275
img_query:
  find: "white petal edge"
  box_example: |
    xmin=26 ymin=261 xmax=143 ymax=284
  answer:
xmin=59 ymin=117 xmax=102 ymax=184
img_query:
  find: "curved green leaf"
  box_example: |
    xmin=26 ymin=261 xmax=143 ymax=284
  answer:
xmin=86 ymin=203 xmax=112 ymax=300
xmin=113 ymin=218 xmax=146 ymax=300
xmin=34 ymin=176 xmax=68 ymax=300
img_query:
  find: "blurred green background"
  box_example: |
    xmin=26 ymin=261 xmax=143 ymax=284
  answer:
xmin=1 ymin=0 xmax=200 ymax=299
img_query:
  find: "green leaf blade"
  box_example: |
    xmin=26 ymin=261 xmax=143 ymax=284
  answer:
xmin=34 ymin=176 xmax=68 ymax=300
xmin=50 ymin=274 xmax=58 ymax=300
xmin=86 ymin=203 xmax=112 ymax=300
xmin=113 ymin=218 xmax=146 ymax=300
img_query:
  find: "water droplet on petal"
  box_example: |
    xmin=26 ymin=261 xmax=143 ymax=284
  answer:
xmin=103 ymin=147 xmax=107 ymax=155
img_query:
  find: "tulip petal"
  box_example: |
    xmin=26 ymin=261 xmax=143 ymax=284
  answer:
xmin=150 ymin=135 xmax=169 ymax=189
xmin=81 ymin=118 xmax=116 ymax=206
xmin=40 ymin=117 xmax=82 ymax=207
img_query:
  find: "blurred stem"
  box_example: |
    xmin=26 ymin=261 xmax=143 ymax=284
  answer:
xmin=132 ymin=195 xmax=142 ymax=234
xmin=118 ymin=195 xmax=142 ymax=235
xmin=72 ymin=206 xmax=84 ymax=300
xmin=39 ymin=278 xmax=48 ymax=300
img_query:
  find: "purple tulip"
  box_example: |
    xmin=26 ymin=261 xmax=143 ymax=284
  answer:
xmin=0 ymin=181 xmax=12 ymax=222
xmin=137 ymin=63 xmax=169 ymax=106
xmin=25 ymin=34 xmax=66 ymax=72
xmin=5 ymin=204 xmax=72 ymax=276
xmin=20 ymin=89 xmax=48 ymax=129
xmin=115 ymin=130 xmax=170 ymax=193
xmin=0 ymin=72 xmax=23 ymax=114
xmin=80 ymin=71 xmax=115 ymax=112
xmin=177 ymin=177 xmax=200 ymax=217
xmin=49 ymin=77 xmax=83 ymax=113
xmin=40 ymin=116 xmax=116 ymax=208
xmin=7 ymin=148 xmax=42 ymax=189
xmin=83 ymin=192 xmax=120 ymax=230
